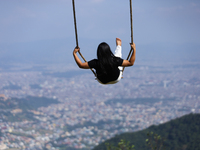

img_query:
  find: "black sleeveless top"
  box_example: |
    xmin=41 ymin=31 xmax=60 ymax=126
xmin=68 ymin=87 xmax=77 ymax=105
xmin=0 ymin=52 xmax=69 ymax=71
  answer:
xmin=88 ymin=57 xmax=123 ymax=84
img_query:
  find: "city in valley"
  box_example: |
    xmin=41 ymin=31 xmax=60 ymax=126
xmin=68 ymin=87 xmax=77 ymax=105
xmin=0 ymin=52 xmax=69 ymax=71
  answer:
xmin=0 ymin=61 xmax=200 ymax=150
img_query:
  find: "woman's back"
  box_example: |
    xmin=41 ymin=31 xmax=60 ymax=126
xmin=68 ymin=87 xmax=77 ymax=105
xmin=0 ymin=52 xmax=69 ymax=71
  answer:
xmin=88 ymin=57 xmax=123 ymax=84
xmin=72 ymin=38 xmax=136 ymax=85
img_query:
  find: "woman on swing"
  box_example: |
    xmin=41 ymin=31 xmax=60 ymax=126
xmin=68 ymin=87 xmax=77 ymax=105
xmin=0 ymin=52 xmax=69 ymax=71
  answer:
xmin=73 ymin=38 xmax=136 ymax=84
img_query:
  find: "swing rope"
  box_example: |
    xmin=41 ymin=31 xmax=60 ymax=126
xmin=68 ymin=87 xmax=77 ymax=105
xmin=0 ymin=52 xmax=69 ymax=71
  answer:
xmin=122 ymin=0 xmax=134 ymax=73
xmin=72 ymin=0 xmax=97 ymax=77
xmin=72 ymin=0 xmax=133 ymax=77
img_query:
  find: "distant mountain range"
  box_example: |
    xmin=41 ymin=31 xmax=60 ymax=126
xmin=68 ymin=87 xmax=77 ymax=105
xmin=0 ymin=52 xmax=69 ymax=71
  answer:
xmin=92 ymin=113 xmax=200 ymax=150
xmin=0 ymin=38 xmax=200 ymax=68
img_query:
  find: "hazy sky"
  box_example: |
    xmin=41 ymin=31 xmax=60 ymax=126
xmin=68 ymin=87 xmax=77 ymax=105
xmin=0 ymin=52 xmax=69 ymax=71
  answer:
xmin=0 ymin=0 xmax=200 ymax=63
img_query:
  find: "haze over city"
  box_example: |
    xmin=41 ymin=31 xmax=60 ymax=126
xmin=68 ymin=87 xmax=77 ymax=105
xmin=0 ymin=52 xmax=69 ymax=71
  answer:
xmin=0 ymin=0 xmax=200 ymax=150
xmin=0 ymin=0 xmax=200 ymax=65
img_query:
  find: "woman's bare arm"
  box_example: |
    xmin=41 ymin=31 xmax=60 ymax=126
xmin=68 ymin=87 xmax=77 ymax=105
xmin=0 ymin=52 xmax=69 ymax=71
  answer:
xmin=121 ymin=43 xmax=136 ymax=67
xmin=73 ymin=47 xmax=90 ymax=69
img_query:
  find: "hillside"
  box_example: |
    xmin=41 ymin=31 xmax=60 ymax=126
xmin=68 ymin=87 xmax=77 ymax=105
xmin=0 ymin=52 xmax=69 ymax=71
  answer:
xmin=0 ymin=96 xmax=59 ymax=122
xmin=92 ymin=113 xmax=200 ymax=150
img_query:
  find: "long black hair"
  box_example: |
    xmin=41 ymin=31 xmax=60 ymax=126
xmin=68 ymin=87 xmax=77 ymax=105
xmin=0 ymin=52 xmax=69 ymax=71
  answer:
xmin=97 ymin=42 xmax=116 ymax=75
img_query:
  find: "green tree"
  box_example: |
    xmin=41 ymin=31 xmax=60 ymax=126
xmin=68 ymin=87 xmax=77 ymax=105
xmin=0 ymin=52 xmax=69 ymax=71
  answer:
xmin=146 ymin=132 xmax=165 ymax=150
xmin=106 ymin=139 xmax=135 ymax=150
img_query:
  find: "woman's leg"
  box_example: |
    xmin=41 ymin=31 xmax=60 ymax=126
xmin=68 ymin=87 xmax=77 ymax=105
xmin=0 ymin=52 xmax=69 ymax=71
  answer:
xmin=114 ymin=45 xmax=123 ymax=71
xmin=113 ymin=44 xmax=123 ymax=84
xmin=114 ymin=45 xmax=122 ymax=58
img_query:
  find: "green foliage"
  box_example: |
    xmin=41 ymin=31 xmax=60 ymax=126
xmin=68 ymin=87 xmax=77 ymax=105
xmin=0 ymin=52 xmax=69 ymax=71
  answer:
xmin=93 ymin=113 xmax=200 ymax=150
xmin=106 ymin=139 xmax=135 ymax=150
xmin=146 ymin=132 xmax=165 ymax=150
xmin=105 ymin=133 xmax=165 ymax=150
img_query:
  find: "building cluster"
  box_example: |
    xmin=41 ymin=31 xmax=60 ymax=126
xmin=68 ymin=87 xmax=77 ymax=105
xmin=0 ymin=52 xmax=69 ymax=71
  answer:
xmin=0 ymin=62 xmax=200 ymax=150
